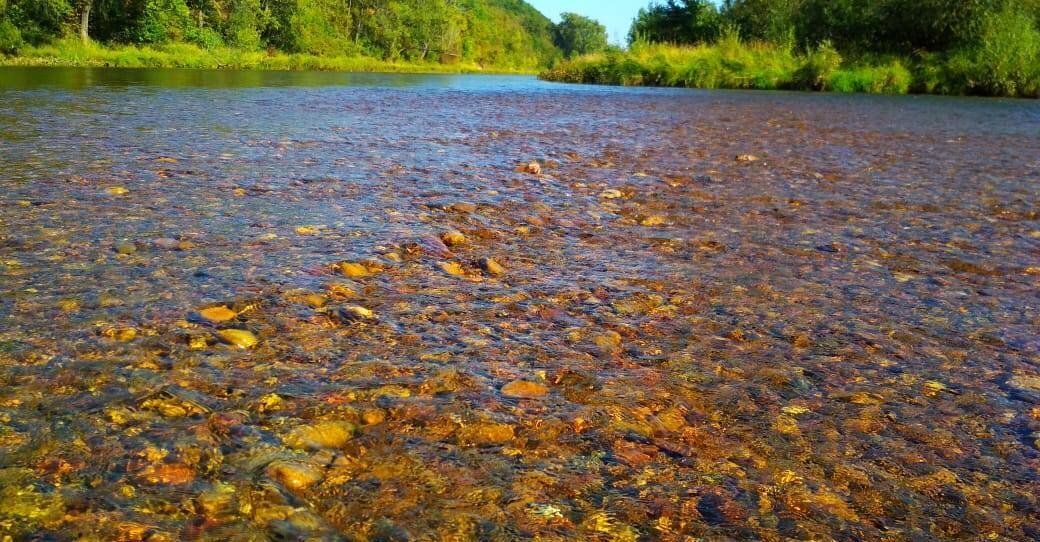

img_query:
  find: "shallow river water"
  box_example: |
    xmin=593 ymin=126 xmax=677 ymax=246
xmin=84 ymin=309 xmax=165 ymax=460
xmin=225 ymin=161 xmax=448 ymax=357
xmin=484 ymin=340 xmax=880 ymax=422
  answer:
xmin=1 ymin=67 xmax=1040 ymax=541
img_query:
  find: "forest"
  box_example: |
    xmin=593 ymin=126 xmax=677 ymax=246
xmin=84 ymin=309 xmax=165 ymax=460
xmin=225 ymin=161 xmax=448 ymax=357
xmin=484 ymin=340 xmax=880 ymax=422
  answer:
xmin=545 ymin=0 xmax=1040 ymax=97
xmin=0 ymin=0 xmax=561 ymax=70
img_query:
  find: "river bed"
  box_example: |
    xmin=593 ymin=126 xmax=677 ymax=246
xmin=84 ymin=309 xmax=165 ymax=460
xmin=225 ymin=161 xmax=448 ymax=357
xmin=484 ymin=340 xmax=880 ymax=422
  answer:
xmin=1 ymin=67 xmax=1039 ymax=541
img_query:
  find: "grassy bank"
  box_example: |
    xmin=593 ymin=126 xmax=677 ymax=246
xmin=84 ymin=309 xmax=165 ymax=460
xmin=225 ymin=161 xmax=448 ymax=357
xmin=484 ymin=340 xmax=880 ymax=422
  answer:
xmin=539 ymin=38 xmax=1040 ymax=98
xmin=0 ymin=39 xmax=532 ymax=74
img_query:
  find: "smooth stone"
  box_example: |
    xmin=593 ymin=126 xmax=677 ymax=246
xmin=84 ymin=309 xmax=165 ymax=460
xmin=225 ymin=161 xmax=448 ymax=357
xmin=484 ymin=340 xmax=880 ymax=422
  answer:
xmin=198 ymin=306 xmax=237 ymax=323
xmin=337 ymin=261 xmax=370 ymax=278
xmin=592 ymin=330 xmax=622 ymax=353
xmin=115 ymin=242 xmax=137 ymax=255
xmin=301 ymin=293 xmax=327 ymax=308
xmin=480 ymin=257 xmax=505 ymax=276
xmin=362 ymin=408 xmax=387 ymax=425
xmin=336 ymin=305 xmax=376 ymax=322
xmin=440 ymin=229 xmax=467 ymax=246
xmin=266 ymin=460 xmax=323 ymax=490
xmin=440 ymin=261 xmax=466 ymax=277
xmin=217 ymin=329 xmax=257 ymax=349
xmin=461 ymin=421 xmax=515 ymax=445
xmin=501 ymin=379 xmax=549 ymax=398
xmin=284 ymin=421 xmax=356 ymax=450
xmin=640 ymin=214 xmax=668 ymax=226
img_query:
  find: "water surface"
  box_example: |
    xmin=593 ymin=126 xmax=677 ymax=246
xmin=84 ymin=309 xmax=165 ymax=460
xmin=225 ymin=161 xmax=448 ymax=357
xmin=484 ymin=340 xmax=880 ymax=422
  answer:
xmin=1 ymin=67 xmax=1039 ymax=541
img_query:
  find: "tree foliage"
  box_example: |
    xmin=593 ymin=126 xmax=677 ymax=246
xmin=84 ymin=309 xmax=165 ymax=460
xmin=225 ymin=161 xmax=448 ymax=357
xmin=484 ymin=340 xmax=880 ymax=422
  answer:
xmin=629 ymin=0 xmax=721 ymax=45
xmin=630 ymin=0 xmax=1040 ymax=56
xmin=615 ymin=0 xmax=1040 ymax=96
xmin=552 ymin=12 xmax=607 ymax=58
xmin=0 ymin=0 xmax=560 ymax=68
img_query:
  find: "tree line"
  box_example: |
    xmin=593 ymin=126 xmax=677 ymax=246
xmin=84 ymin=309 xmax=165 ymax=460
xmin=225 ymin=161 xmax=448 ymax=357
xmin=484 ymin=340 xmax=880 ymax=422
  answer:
xmin=627 ymin=0 xmax=1040 ymax=56
xmin=0 ymin=0 xmax=564 ymax=69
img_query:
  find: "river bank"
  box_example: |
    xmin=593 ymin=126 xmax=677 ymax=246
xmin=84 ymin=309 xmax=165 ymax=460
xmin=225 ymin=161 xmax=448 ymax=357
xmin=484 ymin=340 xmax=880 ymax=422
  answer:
xmin=0 ymin=39 xmax=532 ymax=74
xmin=539 ymin=40 xmax=1040 ymax=98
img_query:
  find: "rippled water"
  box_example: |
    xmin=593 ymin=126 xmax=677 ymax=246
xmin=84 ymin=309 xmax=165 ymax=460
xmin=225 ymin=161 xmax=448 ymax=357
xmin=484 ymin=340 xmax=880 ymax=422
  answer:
xmin=1 ymin=67 xmax=1039 ymax=541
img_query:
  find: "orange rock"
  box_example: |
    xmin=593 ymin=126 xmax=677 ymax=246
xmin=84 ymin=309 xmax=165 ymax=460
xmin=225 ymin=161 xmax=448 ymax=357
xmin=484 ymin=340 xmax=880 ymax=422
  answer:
xmin=142 ymin=463 xmax=195 ymax=485
xmin=198 ymin=306 xmax=236 ymax=323
xmin=501 ymin=379 xmax=549 ymax=399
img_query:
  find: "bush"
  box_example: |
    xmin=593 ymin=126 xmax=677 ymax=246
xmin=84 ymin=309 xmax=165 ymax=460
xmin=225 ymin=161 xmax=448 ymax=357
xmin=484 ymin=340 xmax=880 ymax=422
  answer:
xmin=0 ymin=18 xmax=22 ymax=54
xmin=793 ymin=40 xmax=842 ymax=90
xmin=827 ymin=61 xmax=912 ymax=93
xmin=186 ymin=27 xmax=225 ymax=50
xmin=948 ymin=5 xmax=1040 ymax=97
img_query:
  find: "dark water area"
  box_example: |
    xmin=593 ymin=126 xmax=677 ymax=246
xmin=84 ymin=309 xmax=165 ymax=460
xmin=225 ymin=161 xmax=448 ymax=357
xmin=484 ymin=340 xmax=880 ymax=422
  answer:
xmin=1 ymin=67 xmax=1039 ymax=540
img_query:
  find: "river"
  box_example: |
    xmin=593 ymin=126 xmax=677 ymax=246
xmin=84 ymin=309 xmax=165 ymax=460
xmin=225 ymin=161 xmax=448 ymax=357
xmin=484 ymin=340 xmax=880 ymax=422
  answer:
xmin=1 ymin=66 xmax=1039 ymax=540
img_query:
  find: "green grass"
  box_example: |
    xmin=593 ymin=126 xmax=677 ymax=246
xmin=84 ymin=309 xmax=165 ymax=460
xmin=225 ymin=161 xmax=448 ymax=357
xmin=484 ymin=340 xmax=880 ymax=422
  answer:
xmin=540 ymin=37 xmax=1037 ymax=98
xmin=0 ymin=39 xmax=534 ymax=74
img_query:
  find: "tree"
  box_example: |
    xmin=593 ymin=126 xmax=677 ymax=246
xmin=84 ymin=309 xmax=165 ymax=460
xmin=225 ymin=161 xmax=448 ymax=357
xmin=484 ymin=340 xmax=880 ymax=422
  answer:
xmin=628 ymin=0 xmax=720 ymax=45
xmin=552 ymin=12 xmax=607 ymax=58
xmin=721 ymin=0 xmax=799 ymax=44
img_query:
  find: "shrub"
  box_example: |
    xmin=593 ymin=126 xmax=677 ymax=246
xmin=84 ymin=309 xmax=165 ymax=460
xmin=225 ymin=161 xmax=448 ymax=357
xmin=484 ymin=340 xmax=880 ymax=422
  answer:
xmin=827 ymin=61 xmax=911 ymax=94
xmin=0 ymin=18 xmax=22 ymax=54
xmin=951 ymin=5 xmax=1040 ymax=97
xmin=793 ymin=40 xmax=842 ymax=90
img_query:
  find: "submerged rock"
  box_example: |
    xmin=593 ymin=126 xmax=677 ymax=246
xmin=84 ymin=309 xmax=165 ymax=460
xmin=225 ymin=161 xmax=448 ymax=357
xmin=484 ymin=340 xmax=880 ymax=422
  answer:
xmin=334 ymin=304 xmax=376 ymax=323
xmin=198 ymin=306 xmax=237 ymax=323
xmin=284 ymin=421 xmax=356 ymax=450
xmin=459 ymin=421 xmax=515 ymax=446
xmin=440 ymin=261 xmax=467 ymax=277
xmin=267 ymin=460 xmax=323 ymax=490
xmin=217 ymin=329 xmax=257 ymax=349
xmin=501 ymin=379 xmax=549 ymax=398
xmin=337 ymin=261 xmax=371 ymax=279
xmin=592 ymin=331 xmax=622 ymax=354
xmin=479 ymin=257 xmax=505 ymax=276
xmin=440 ymin=229 xmax=467 ymax=246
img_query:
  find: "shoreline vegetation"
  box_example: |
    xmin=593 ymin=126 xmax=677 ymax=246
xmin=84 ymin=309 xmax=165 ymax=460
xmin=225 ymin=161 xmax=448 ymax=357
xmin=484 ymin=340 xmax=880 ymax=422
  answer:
xmin=537 ymin=39 xmax=1040 ymax=98
xmin=539 ymin=39 xmax=915 ymax=95
xmin=539 ymin=1 xmax=1040 ymax=99
xmin=0 ymin=39 xmax=532 ymax=74
xmin=1 ymin=0 xmax=1038 ymax=98
xmin=0 ymin=0 xmax=561 ymax=74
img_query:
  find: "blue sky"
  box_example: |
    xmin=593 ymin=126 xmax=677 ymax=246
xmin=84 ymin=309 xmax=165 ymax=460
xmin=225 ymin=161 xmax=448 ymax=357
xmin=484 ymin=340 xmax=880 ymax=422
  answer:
xmin=526 ymin=0 xmax=650 ymax=44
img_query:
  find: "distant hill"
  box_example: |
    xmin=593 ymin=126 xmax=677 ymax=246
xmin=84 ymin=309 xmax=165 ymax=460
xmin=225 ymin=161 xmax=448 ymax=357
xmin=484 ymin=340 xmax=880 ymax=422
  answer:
xmin=460 ymin=0 xmax=560 ymax=69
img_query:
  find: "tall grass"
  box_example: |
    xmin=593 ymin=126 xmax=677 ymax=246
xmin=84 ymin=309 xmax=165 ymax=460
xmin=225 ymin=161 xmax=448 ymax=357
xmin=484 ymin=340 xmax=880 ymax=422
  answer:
xmin=541 ymin=29 xmax=1036 ymax=97
xmin=0 ymin=39 xmax=532 ymax=74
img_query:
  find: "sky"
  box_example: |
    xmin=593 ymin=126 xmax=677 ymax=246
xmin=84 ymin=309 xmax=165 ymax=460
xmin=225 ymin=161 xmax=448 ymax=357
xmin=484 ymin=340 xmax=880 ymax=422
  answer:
xmin=526 ymin=0 xmax=650 ymax=45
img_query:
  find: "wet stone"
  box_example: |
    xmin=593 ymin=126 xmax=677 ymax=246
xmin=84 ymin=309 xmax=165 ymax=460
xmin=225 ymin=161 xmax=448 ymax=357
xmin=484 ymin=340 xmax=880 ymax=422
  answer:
xmin=284 ymin=421 xmax=356 ymax=450
xmin=217 ymin=329 xmax=257 ymax=348
xmin=501 ymin=379 xmax=549 ymax=398
xmin=479 ymin=257 xmax=505 ymax=276
xmin=267 ymin=460 xmax=323 ymax=490
xmin=198 ymin=306 xmax=237 ymax=323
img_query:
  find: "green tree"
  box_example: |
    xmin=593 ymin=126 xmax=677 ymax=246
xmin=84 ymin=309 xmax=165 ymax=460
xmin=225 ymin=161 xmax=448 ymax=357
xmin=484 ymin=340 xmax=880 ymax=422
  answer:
xmin=628 ymin=0 xmax=721 ymax=45
xmin=552 ymin=12 xmax=607 ymax=58
xmin=721 ymin=0 xmax=798 ymax=44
